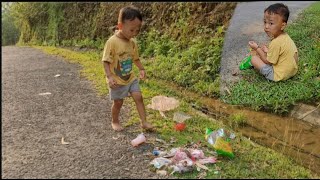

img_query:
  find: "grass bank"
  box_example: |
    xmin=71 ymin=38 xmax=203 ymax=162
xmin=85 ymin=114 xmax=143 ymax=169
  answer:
xmin=31 ymin=2 xmax=320 ymax=178
xmin=35 ymin=46 xmax=317 ymax=178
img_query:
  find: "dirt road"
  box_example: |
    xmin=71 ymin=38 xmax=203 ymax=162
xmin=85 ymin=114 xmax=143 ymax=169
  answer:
xmin=1 ymin=46 xmax=162 ymax=179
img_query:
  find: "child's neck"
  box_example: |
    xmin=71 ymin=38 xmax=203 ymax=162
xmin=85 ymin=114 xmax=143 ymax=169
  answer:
xmin=273 ymin=31 xmax=285 ymax=39
xmin=115 ymin=31 xmax=130 ymax=41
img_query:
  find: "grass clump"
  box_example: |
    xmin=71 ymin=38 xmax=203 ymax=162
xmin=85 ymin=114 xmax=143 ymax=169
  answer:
xmin=228 ymin=113 xmax=247 ymax=128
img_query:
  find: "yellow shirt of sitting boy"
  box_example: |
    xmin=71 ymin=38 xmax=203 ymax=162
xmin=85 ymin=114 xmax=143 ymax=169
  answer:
xmin=267 ymin=33 xmax=298 ymax=81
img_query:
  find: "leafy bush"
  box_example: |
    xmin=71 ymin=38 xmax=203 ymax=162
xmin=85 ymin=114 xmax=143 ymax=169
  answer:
xmin=138 ymin=25 xmax=225 ymax=97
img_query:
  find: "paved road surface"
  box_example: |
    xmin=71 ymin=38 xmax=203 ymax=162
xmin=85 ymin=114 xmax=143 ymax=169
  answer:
xmin=1 ymin=46 xmax=162 ymax=179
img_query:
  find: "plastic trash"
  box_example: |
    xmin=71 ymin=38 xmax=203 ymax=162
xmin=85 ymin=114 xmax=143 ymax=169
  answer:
xmin=173 ymin=112 xmax=192 ymax=123
xmin=174 ymin=122 xmax=186 ymax=131
xmin=153 ymin=149 xmax=167 ymax=156
xmin=205 ymin=128 xmax=235 ymax=159
xmin=197 ymin=157 xmax=217 ymax=164
xmin=239 ymin=55 xmax=252 ymax=70
xmin=189 ymin=149 xmax=205 ymax=160
xmin=170 ymin=158 xmax=194 ymax=173
xmin=131 ymin=133 xmax=146 ymax=147
xmin=150 ymin=157 xmax=172 ymax=169
xmin=239 ymin=48 xmax=253 ymax=70
xmin=172 ymin=150 xmax=188 ymax=162
xmin=147 ymin=95 xmax=179 ymax=118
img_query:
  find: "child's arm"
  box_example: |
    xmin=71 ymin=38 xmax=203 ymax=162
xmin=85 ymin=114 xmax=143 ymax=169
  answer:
xmin=249 ymin=41 xmax=271 ymax=65
xmin=133 ymin=59 xmax=146 ymax=80
xmin=103 ymin=61 xmax=118 ymax=88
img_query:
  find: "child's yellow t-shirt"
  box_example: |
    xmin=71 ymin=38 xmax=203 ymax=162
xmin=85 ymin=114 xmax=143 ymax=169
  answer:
xmin=267 ymin=33 xmax=298 ymax=81
xmin=102 ymin=34 xmax=139 ymax=85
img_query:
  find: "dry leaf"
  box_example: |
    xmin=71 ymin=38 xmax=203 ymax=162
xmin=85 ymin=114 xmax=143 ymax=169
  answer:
xmin=195 ymin=162 xmax=209 ymax=171
xmin=61 ymin=137 xmax=70 ymax=145
xmin=39 ymin=92 xmax=52 ymax=96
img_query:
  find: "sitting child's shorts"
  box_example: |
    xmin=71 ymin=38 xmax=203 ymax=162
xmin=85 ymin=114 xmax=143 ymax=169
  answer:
xmin=110 ymin=78 xmax=141 ymax=100
xmin=260 ymin=64 xmax=274 ymax=81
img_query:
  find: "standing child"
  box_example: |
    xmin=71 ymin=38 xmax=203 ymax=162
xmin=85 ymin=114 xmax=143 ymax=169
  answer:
xmin=102 ymin=5 xmax=154 ymax=131
xmin=243 ymin=3 xmax=298 ymax=81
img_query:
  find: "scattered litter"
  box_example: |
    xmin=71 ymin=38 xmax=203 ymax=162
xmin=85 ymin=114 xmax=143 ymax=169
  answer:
xmin=174 ymin=122 xmax=186 ymax=131
xmin=147 ymin=95 xmax=179 ymax=118
xmin=61 ymin=137 xmax=69 ymax=145
xmin=156 ymin=170 xmax=168 ymax=176
xmin=150 ymin=147 xmax=217 ymax=174
xmin=155 ymin=138 xmax=166 ymax=144
xmin=173 ymin=112 xmax=192 ymax=123
xmin=112 ymin=135 xmax=125 ymax=140
xmin=131 ymin=133 xmax=146 ymax=147
xmin=153 ymin=149 xmax=167 ymax=156
xmin=38 ymin=92 xmax=52 ymax=96
xmin=205 ymin=128 xmax=235 ymax=159
xmin=54 ymin=74 xmax=61 ymax=77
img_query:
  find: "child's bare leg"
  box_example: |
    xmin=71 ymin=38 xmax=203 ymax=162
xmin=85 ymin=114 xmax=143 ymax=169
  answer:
xmin=130 ymin=92 xmax=154 ymax=130
xmin=111 ymin=99 xmax=124 ymax=131
xmin=251 ymin=55 xmax=267 ymax=70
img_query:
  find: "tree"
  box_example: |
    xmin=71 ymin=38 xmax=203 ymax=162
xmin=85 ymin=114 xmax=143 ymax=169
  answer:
xmin=1 ymin=2 xmax=20 ymax=45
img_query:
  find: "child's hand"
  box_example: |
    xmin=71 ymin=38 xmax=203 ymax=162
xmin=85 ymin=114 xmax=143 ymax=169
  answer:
xmin=248 ymin=41 xmax=259 ymax=50
xmin=106 ymin=76 xmax=118 ymax=89
xmin=261 ymin=44 xmax=268 ymax=53
xmin=139 ymin=69 xmax=146 ymax=80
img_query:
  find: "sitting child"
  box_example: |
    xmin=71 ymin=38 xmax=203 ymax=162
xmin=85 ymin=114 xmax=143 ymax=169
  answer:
xmin=240 ymin=3 xmax=298 ymax=82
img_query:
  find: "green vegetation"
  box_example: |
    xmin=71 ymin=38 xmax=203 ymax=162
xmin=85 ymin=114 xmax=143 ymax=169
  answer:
xmin=228 ymin=113 xmax=247 ymax=129
xmin=1 ymin=2 xmax=20 ymax=45
xmin=138 ymin=26 xmax=223 ymax=97
xmin=222 ymin=2 xmax=320 ymax=114
xmin=36 ymin=46 xmax=317 ymax=178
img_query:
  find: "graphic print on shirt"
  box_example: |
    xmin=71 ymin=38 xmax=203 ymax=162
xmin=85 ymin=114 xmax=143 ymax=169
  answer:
xmin=114 ymin=52 xmax=133 ymax=81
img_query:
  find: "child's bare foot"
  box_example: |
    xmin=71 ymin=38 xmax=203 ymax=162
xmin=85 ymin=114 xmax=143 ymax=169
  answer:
xmin=112 ymin=122 xmax=124 ymax=131
xmin=141 ymin=122 xmax=155 ymax=131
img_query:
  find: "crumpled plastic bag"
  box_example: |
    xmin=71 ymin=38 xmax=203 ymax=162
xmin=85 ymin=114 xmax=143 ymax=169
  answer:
xmin=205 ymin=128 xmax=235 ymax=159
xmin=147 ymin=96 xmax=179 ymax=112
xmin=150 ymin=157 xmax=172 ymax=169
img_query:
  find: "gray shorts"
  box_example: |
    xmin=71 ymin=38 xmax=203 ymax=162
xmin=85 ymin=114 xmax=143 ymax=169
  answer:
xmin=260 ymin=64 xmax=274 ymax=81
xmin=109 ymin=78 xmax=140 ymax=100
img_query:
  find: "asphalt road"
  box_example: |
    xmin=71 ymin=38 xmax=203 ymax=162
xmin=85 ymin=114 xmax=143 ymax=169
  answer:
xmin=1 ymin=46 xmax=162 ymax=179
xmin=220 ymin=1 xmax=316 ymax=94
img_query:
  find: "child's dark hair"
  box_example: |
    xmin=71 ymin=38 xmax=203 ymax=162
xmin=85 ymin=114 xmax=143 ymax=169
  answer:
xmin=264 ymin=3 xmax=290 ymax=23
xmin=118 ymin=6 xmax=142 ymax=23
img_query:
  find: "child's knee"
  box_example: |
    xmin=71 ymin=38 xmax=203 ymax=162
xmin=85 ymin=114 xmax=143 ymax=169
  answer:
xmin=113 ymin=99 xmax=123 ymax=107
xmin=251 ymin=55 xmax=262 ymax=67
xmin=131 ymin=92 xmax=143 ymax=101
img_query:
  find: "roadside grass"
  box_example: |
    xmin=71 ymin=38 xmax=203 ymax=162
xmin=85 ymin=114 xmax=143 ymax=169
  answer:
xmin=31 ymin=2 xmax=320 ymax=178
xmin=221 ymin=2 xmax=320 ymax=114
xmin=35 ymin=45 xmax=317 ymax=178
